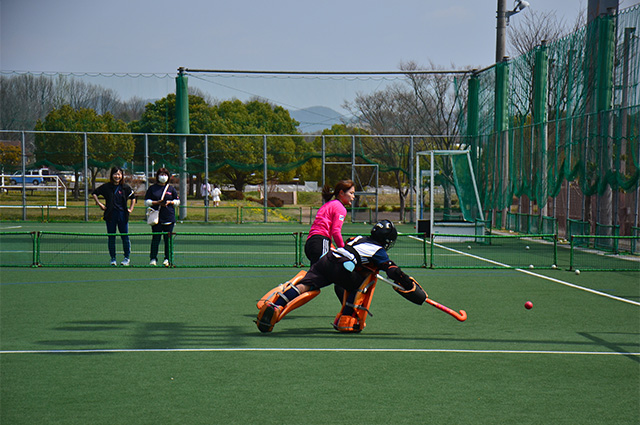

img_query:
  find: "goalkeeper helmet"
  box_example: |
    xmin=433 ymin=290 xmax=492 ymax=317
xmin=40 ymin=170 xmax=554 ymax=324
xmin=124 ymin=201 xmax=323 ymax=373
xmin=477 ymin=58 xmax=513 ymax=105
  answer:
xmin=370 ymin=220 xmax=398 ymax=250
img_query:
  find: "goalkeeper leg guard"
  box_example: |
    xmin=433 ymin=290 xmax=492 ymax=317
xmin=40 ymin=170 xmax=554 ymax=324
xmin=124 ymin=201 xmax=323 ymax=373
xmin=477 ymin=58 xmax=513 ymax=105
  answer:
xmin=332 ymin=273 xmax=377 ymax=333
xmin=255 ymin=270 xmax=320 ymax=332
xmin=256 ymin=302 xmax=283 ymax=333
xmin=257 ymin=270 xmax=307 ymax=310
xmin=255 ymin=290 xmax=320 ymax=332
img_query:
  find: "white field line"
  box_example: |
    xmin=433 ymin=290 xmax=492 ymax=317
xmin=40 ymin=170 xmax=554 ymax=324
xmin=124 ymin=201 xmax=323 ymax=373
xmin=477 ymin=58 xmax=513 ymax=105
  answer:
xmin=1 ymin=347 xmax=638 ymax=356
xmin=409 ymin=235 xmax=640 ymax=307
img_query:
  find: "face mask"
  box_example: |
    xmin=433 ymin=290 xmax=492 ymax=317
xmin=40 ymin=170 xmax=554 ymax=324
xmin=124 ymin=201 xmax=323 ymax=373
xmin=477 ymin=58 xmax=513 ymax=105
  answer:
xmin=158 ymin=175 xmax=169 ymax=184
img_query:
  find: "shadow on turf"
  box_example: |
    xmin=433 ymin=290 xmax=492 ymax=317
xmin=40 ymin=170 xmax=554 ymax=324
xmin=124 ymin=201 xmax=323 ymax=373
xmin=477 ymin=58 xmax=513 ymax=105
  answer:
xmin=578 ymin=332 xmax=640 ymax=363
xmin=34 ymin=319 xmax=640 ymax=363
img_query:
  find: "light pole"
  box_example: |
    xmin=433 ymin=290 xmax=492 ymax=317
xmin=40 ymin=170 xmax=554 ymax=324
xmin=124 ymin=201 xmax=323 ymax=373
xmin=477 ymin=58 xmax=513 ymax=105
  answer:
xmin=496 ymin=0 xmax=530 ymax=62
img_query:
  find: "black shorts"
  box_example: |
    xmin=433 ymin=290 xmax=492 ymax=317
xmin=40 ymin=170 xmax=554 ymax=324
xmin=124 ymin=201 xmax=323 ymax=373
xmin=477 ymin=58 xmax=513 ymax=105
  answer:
xmin=299 ymin=253 xmax=365 ymax=293
xmin=305 ymin=234 xmax=331 ymax=265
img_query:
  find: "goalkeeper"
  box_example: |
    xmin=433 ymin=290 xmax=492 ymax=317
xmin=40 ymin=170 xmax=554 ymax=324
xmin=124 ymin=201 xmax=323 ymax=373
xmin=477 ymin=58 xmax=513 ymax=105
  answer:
xmin=256 ymin=220 xmax=428 ymax=333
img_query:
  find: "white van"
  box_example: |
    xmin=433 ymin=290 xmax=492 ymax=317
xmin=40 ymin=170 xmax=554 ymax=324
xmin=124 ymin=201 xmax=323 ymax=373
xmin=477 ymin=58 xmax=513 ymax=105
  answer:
xmin=10 ymin=168 xmax=52 ymax=185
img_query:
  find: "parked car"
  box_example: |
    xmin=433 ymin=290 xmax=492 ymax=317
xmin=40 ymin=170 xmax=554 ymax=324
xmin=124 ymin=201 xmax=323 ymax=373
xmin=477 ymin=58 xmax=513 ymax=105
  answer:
xmin=57 ymin=171 xmax=84 ymax=184
xmin=133 ymin=172 xmax=147 ymax=182
xmin=10 ymin=168 xmax=52 ymax=185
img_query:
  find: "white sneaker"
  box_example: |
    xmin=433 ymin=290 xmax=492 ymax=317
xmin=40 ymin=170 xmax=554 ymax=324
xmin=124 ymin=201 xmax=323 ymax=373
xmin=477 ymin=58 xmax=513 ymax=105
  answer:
xmin=121 ymin=258 xmax=130 ymax=266
xmin=162 ymin=259 xmax=170 ymax=267
xmin=110 ymin=259 xmax=117 ymax=266
xmin=150 ymin=259 xmax=157 ymax=266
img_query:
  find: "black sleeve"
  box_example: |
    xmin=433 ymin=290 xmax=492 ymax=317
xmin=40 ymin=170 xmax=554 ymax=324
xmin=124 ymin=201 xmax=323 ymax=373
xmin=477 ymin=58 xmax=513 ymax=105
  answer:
xmin=124 ymin=184 xmax=137 ymax=200
xmin=92 ymin=183 xmax=106 ymax=197
xmin=384 ymin=263 xmax=413 ymax=290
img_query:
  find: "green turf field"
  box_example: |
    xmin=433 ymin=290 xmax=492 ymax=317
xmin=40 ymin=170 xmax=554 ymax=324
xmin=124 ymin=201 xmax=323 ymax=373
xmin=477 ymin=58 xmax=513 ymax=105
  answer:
xmin=1 ymin=248 xmax=639 ymax=424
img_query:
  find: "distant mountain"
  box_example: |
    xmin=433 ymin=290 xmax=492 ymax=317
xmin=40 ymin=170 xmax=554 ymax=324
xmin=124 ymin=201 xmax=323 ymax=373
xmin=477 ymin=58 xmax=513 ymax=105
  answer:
xmin=289 ymin=106 xmax=344 ymax=133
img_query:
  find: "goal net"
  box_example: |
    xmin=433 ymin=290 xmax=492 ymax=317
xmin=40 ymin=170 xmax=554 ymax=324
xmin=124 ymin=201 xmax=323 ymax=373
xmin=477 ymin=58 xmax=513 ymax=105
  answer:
xmin=415 ymin=150 xmax=485 ymax=237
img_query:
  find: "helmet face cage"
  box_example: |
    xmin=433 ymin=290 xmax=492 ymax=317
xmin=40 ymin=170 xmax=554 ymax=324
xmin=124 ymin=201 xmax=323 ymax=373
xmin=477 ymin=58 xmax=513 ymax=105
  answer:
xmin=371 ymin=220 xmax=398 ymax=250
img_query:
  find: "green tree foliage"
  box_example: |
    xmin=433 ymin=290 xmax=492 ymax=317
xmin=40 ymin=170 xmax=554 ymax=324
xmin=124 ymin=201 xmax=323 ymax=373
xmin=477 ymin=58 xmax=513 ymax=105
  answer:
xmin=307 ymin=124 xmax=370 ymax=184
xmin=34 ymin=105 xmax=134 ymax=195
xmin=0 ymin=143 xmax=21 ymax=170
xmin=208 ymin=99 xmax=305 ymax=190
xmin=129 ymin=94 xmax=213 ymax=169
xmin=131 ymin=96 xmax=309 ymax=191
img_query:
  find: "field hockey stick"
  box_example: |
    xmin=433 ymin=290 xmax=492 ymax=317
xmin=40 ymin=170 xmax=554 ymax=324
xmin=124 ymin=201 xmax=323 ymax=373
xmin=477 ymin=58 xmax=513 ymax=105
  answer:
xmin=376 ymin=274 xmax=467 ymax=322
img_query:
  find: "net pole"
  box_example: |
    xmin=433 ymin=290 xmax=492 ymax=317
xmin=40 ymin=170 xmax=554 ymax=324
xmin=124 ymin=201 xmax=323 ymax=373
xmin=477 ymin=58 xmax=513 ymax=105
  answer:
xmin=409 ymin=136 xmax=414 ymax=223
xmin=83 ymin=133 xmax=89 ymax=222
xmin=144 ymin=134 xmax=149 ymax=192
xmin=20 ymin=131 xmax=26 ymax=220
xmin=263 ymin=135 xmax=268 ymax=223
xmin=204 ymin=134 xmax=209 ymax=222
xmin=430 ymin=151 xmax=435 ymax=236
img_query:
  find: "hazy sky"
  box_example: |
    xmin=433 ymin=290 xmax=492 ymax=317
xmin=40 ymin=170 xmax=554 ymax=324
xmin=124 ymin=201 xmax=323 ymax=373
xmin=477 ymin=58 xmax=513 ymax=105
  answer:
xmin=1 ymin=0 xmax=637 ymax=115
xmin=0 ymin=0 xmax=606 ymax=73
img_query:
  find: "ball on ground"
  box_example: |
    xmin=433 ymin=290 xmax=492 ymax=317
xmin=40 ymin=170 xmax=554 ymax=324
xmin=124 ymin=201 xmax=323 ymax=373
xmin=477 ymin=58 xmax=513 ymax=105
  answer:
xmin=529 ymin=264 xmax=534 ymax=269
xmin=525 ymin=245 xmax=530 ymax=250
xmin=575 ymin=269 xmax=581 ymax=275
xmin=525 ymin=301 xmax=533 ymax=309
xmin=467 ymin=245 xmax=472 ymax=249
xmin=551 ymin=264 xmax=557 ymax=269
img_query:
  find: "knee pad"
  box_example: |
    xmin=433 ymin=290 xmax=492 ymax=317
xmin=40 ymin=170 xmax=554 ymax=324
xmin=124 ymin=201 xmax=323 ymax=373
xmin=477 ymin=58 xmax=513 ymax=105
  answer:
xmin=332 ymin=273 xmax=377 ymax=333
xmin=257 ymin=270 xmax=307 ymax=310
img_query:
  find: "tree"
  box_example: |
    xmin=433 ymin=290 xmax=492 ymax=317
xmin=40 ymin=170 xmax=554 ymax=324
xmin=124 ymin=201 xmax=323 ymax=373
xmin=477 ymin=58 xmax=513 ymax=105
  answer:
xmin=34 ymin=105 xmax=134 ymax=198
xmin=207 ymin=99 xmax=305 ymax=191
xmin=345 ymin=63 xmax=470 ymax=220
xmin=308 ymin=124 xmax=370 ymax=185
xmin=0 ymin=143 xmax=21 ymax=171
xmin=129 ymin=93 xmax=214 ymax=173
xmin=507 ymin=9 xmax=581 ymax=58
xmin=0 ymin=73 xmax=56 ymax=130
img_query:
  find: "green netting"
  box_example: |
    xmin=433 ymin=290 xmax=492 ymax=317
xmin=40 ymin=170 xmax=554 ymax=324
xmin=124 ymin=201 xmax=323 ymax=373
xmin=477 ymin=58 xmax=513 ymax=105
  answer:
xmin=472 ymin=7 xmax=640 ymax=222
xmin=570 ymin=235 xmax=640 ymax=271
xmin=3 ymin=6 xmax=640 ymax=245
xmin=1 ymin=231 xmax=430 ymax=268
xmin=0 ymin=232 xmax=35 ymax=267
xmin=430 ymin=234 xmax=557 ymax=269
xmin=171 ymin=233 xmax=300 ymax=267
xmin=450 ymin=153 xmax=481 ymax=222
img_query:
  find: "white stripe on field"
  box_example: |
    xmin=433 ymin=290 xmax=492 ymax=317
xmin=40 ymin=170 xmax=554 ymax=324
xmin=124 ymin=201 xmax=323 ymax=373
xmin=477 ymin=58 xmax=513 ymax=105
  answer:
xmin=1 ymin=347 xmax=638 ymax=356
xmin=408 ymin=235 xmax=640 ymax=307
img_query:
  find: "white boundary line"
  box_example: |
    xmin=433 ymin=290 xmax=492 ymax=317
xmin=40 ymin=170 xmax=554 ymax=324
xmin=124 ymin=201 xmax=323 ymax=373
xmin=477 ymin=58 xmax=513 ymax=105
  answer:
xmin=1 ymin=347 xmax=638 ymax=356
xmin=410 ymin=235 xmax=640 ymax=306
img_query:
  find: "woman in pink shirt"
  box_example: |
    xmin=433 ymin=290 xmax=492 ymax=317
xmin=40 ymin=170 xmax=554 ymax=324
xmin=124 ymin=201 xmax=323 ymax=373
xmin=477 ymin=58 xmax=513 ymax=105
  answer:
xmin=305 ymin=180 xmax=355 ymax=265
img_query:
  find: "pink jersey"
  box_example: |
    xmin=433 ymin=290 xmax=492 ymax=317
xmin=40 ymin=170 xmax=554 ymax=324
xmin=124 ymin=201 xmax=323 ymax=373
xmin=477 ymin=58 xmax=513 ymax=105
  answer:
xmin=308 ymin=199 xmax=347 ymax=247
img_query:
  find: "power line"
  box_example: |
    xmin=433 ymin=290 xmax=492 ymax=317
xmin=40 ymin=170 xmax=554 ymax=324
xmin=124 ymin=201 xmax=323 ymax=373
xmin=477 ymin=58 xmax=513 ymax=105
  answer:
xmin=180 ymin=68 xmax=474 ymax=76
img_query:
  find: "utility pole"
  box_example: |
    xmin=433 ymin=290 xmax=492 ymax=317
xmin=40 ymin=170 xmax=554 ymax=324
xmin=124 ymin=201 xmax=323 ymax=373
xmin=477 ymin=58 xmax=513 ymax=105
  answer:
xmin=496 ymin=0 xmax=508 ymax=63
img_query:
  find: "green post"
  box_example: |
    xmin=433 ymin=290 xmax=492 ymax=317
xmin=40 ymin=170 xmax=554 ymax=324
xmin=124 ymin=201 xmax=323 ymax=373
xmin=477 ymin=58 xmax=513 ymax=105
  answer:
xmin=467 ymin=72 xmax=480 ymax=172
xmin=169 ymin=232 xmax=174 ymax=266
xmin=32 ymin=231 xmax=39 ymax=266
xmin=494 ymin=60 xmax=510 ymax=227
xmin=596 ymin=14 xmax=616 ymax=227
xmin=176 ymin=68 xmax=190 ymax=220
xmin=533 ymin=41 xmax=549 ymax=214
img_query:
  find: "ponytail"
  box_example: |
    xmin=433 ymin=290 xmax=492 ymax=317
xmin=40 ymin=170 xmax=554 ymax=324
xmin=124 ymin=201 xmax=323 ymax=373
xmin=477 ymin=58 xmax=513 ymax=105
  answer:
xmin=322 ymin=180 xmax=354 ymax=203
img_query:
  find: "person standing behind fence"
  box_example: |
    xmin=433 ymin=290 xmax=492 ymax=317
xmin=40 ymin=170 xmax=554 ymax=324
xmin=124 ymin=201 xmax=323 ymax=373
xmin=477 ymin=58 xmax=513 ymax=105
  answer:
xmin=145 ymin=168 xmax=180 ymax=267
xmin=211 ymin=184 xmax=222 ymax=207
xmin=92 ymin=166 xmax=137 ymax=266
xmin=201 ymin=180 xmax=211 ymax=200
